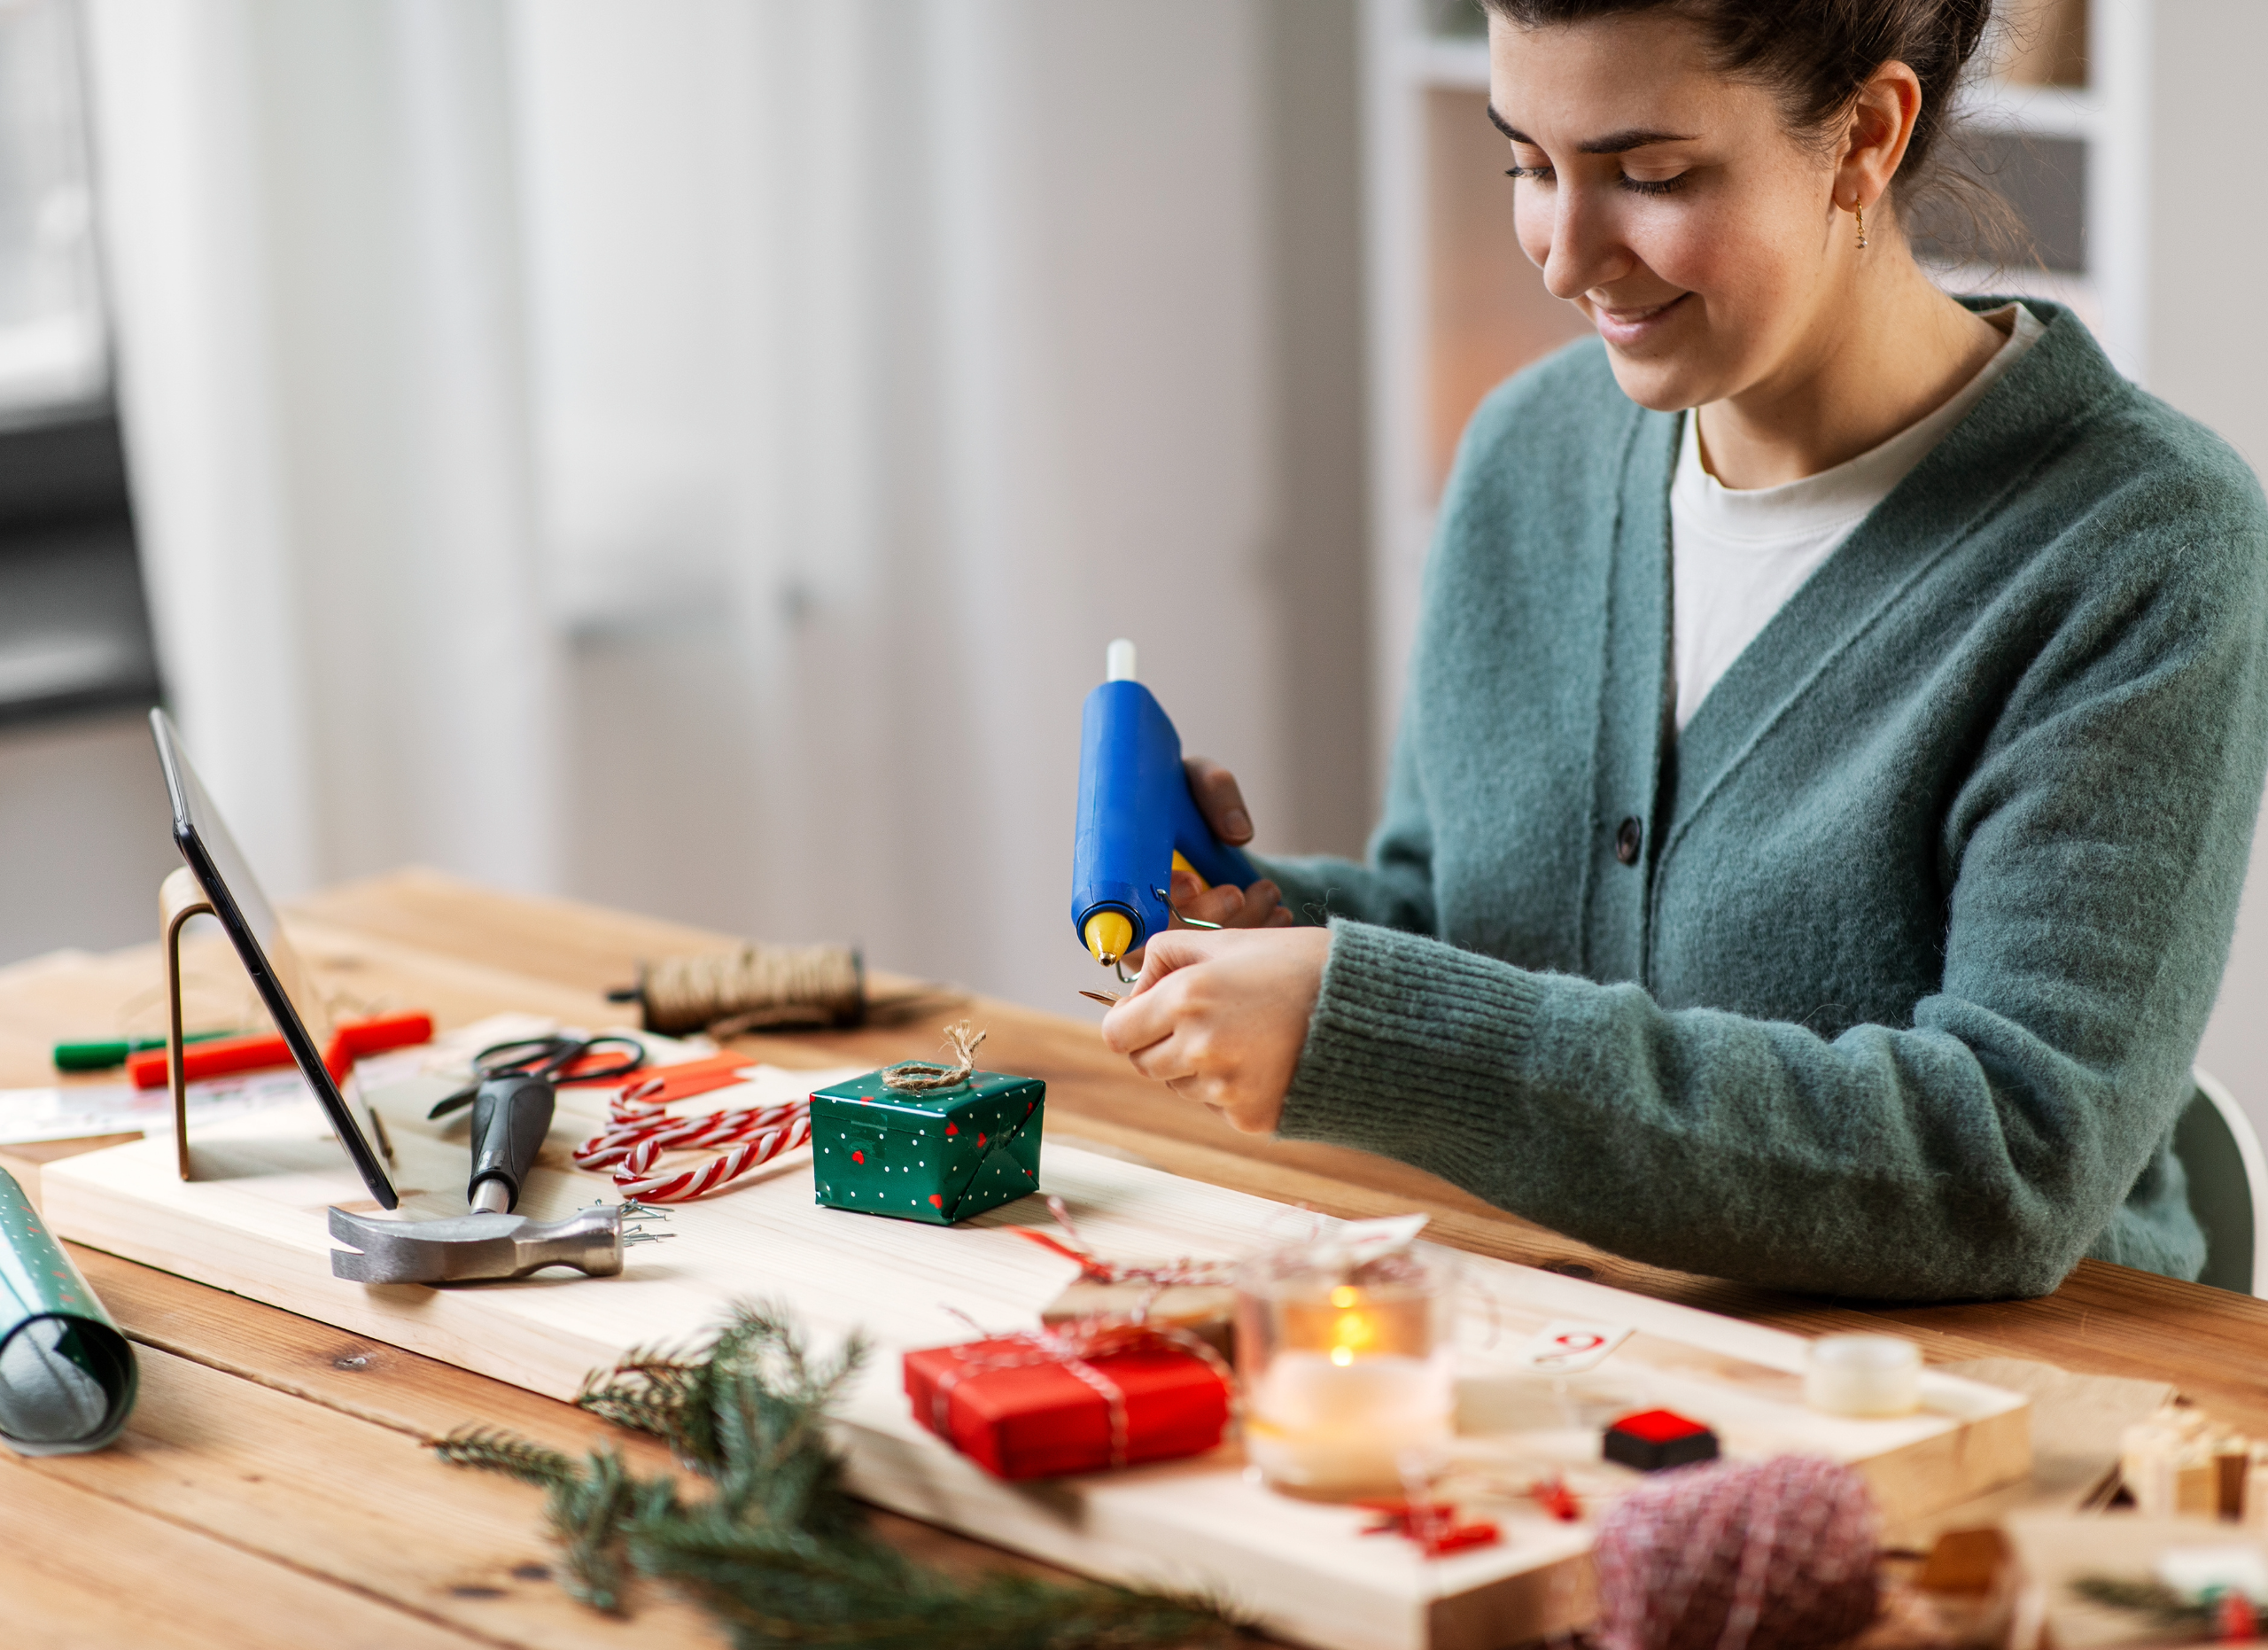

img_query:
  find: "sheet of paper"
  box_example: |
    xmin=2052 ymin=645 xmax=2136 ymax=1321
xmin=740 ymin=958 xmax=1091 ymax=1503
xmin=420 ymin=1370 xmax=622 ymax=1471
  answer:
xmin=0 ymin=1066 xmax=322 ymax=1146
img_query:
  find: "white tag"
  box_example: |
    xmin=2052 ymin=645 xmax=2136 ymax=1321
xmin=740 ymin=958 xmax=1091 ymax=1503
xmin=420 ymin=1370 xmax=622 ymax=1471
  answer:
xmin=1327 ymin=1213 xmax=1431 ymax=1266
xmin=1518 ymin=1319 xmax=1631 ymax=1375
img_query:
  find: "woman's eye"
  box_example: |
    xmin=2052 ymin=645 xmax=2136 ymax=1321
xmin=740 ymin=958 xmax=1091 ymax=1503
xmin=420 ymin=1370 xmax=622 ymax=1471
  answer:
xmin=1505 ymin=163 xmax=1554 ymax=183
xmin=1619 ymin=174 xmax=1688 ymax=197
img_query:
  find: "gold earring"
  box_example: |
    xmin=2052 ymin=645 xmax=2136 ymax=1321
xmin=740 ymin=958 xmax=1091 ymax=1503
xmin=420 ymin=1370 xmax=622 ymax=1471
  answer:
xmin=1854 ymin=203 xmax=1868 ymax=251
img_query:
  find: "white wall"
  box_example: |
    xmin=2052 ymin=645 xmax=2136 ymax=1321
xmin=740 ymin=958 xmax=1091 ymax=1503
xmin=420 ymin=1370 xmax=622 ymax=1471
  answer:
xmin=2151 ymin=1 xmax=2268 ymax=1131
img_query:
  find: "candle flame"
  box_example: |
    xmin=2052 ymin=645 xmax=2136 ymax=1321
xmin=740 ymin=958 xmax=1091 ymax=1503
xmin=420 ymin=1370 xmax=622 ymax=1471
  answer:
xmin=1330 ymin=1285 xmax=1359 ymax=1308
xmin=1327 ymin=1306 xmax=1377 ymax=1364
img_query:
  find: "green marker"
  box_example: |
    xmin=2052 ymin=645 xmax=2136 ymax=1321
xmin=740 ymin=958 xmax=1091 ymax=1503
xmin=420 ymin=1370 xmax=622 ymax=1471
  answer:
xmin=51 ymin=1031 xmax=229 ymax=1073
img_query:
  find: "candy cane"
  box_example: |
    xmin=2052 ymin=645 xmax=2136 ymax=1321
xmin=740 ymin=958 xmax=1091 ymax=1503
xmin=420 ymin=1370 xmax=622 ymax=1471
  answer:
xmin=612 ymin=1112 xmax=813 ymax=1202
xmin=573 ymin=1102 xmax=806 ymax=1171
xmin=573 ymin=1077 xmax=813 ymax=1202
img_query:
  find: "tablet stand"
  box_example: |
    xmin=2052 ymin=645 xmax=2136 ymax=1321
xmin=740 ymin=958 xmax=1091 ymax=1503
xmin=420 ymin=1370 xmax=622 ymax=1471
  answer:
xmin=159 ymin=866 xmax=216 ymax=1181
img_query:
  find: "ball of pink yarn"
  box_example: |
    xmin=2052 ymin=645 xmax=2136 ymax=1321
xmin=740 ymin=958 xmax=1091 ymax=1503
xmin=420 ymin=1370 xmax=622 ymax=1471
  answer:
xmin=1592 ymin=1455 xmax=1879 ymax=1650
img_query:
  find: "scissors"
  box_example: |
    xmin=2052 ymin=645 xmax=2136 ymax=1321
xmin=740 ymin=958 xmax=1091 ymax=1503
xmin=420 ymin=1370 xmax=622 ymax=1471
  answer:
xmin=425 ymin=1033 xmax=648 ymax=1120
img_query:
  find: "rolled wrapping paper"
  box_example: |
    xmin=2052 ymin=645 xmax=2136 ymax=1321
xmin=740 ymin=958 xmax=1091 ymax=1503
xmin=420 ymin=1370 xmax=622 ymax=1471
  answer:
xmin=0 ymin=1167 xmax=136 ymax=1454
xmin=1804 ymin=1333 xmax=1922 ymax=1418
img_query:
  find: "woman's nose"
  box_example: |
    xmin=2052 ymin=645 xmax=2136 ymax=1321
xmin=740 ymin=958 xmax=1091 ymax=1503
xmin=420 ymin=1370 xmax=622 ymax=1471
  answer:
xmin=1541 ymin=184 xmax=1630 ymax=302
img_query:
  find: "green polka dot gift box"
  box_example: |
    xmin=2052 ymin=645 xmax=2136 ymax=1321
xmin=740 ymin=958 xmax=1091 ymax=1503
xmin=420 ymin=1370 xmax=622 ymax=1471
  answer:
xmin=810 ymin=1065 xmax=1044 ymax=1225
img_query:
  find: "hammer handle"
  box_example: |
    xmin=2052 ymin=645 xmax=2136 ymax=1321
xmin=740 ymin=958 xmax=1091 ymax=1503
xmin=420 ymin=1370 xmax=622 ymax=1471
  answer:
xmin=468 ymin=1074 xmax=556 ymax=1212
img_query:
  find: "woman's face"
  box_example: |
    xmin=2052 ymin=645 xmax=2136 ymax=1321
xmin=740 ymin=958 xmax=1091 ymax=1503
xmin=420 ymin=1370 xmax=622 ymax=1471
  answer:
xmin=1491 ymin=10 xmax=1847 ymax=413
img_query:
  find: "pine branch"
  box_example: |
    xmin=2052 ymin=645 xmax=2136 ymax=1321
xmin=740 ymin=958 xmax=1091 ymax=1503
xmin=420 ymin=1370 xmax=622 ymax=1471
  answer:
xmin=2070 ymin=1574 xmax=2210 ymax=1629
xmin=433 ymin=1428 xmax=577 ymax=1489
xmin=545 ymin=1447 xmax=654 ymax=1613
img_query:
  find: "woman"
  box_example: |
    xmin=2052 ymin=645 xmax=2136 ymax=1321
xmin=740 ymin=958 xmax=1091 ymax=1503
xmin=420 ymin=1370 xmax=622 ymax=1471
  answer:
xmin=1099 ymin=0 xmax=2268 ymax=1300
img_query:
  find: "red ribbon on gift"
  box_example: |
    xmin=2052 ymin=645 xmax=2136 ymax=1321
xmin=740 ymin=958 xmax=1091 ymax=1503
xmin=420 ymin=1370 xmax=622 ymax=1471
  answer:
xmin=926 ymin=1316 xmax=1237 ymax=1471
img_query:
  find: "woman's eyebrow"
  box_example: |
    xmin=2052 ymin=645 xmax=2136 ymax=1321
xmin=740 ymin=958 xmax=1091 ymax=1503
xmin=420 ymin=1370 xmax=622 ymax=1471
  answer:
xmin=1486 ymin=104 xmax=1697 ymax=154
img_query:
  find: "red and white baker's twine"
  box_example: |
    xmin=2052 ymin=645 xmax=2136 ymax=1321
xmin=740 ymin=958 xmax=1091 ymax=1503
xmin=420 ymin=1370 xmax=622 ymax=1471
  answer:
xmin=573 ymin=1082 xmax=811 ymax=1203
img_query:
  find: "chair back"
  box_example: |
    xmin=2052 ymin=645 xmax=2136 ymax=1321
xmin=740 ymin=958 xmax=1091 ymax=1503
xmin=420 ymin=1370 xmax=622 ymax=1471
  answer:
xmin=2177 ymin=1069 xmax=2268 ymax=1296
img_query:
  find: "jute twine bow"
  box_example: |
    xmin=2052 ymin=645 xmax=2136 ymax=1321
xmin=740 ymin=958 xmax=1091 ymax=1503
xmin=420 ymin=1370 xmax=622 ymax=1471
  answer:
xmin=928 ymin=1316 xmax=1237 ymax=1471
xmin=1017 ymin=1195 xmax=1236 ymax=1290
xmin=883 ymin=1020 xmax=986 ymax=1093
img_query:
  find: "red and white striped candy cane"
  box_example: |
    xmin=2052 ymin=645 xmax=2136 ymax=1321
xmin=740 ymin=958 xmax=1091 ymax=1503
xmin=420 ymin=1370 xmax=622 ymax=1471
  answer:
xmin=612 ymin=1110 xmax=813 ymax=1202
xmin=572 ymin=1101 xmax=805 ymax=1171
xmin=573 ymin=1080 xmax=812 ymax=1202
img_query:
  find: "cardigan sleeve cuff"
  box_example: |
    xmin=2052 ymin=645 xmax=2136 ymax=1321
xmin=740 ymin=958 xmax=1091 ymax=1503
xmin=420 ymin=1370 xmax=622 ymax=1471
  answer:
xmin=1276 ymin=919 xmax=1545 ymax=1164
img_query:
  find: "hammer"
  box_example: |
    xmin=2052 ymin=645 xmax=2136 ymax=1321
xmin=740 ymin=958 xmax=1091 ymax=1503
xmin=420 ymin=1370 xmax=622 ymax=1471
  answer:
xmin=328 ymin=1201 xmax=666 ymax=1285
xmin=329 ymin=1071 xmax=668 ymax=1284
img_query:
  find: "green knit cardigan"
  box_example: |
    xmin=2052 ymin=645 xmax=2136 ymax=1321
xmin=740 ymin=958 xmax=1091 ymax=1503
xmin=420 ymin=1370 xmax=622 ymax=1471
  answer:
xmin=1260 ymin=300 xmax=2268 ymax=1301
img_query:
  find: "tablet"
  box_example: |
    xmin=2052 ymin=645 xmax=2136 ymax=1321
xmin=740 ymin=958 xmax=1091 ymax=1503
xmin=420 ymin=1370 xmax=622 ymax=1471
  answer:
xmin=148 ymin=709 xmax=398 ymax=1209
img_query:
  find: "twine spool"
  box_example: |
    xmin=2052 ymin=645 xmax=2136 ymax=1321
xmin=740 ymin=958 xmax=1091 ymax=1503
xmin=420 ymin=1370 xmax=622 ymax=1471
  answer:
xmin=632 ymin=944 xmax=864 ymax=1036
xmin=1592 ymin=1456 xmax=1879 ymax=1650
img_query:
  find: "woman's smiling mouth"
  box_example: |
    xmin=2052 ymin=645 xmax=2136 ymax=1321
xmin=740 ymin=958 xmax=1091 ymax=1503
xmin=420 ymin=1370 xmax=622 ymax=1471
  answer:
xmin=1588 ymin=291 xmax=1691 ymax=348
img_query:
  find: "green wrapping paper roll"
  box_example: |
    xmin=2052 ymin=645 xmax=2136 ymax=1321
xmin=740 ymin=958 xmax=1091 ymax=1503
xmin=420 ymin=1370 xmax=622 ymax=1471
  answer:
xmin=0 ymin=1166 xmax=136 ymax=1454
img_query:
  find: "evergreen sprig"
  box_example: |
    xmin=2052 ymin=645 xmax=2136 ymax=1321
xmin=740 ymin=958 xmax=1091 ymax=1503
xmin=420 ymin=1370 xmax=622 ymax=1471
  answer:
xmin=2069 ymin=1575 xmax=2213 ymax=1630
xmin=435 ymin=1300 xmax=1239 ymax=1648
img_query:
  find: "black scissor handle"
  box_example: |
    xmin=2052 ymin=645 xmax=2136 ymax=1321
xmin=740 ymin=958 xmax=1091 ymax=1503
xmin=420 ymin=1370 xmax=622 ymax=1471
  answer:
xmin=560 ymin=1035 xmax=645 ymax=1084
xmin=472 ymin=1035 xmax=578 ymax=1078
xmin=428 ymin=1033 xmax=649 ymax=1120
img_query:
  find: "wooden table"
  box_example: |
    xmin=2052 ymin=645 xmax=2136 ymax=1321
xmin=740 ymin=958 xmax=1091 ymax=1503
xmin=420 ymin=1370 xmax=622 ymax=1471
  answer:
xmin=0 ymin=868 xmax=2261 ymax=1649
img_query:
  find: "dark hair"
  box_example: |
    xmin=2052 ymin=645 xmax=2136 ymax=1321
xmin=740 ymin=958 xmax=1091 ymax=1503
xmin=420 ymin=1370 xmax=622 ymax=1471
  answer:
xmin=1480 ymin=0 xmax=1994 ymax=222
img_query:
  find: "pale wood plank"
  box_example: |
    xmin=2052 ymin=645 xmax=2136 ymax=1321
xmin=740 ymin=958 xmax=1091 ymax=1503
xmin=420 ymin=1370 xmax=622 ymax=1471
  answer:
xmin=0 ymin=1453 xmax=494 ymax=1650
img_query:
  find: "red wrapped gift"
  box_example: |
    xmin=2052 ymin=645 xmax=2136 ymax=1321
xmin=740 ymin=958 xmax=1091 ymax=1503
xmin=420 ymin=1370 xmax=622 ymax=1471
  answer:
xmin=904 ymin=1321 xmax=1233 ymax=1480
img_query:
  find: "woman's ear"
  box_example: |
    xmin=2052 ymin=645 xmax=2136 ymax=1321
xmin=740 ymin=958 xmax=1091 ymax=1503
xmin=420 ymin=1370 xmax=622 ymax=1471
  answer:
xmin=1835 ymin=59 xmax=1923 ymax=218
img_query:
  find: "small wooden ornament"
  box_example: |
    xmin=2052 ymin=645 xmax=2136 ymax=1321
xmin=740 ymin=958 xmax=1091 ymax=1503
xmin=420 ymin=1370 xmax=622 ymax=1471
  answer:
xmin=2120 ymin=1406 xmax=2221 ymax=1518
xmin=2244 ymin=1444 xmax=2268 ymax=1531
xmin=2218 ymin=1433 xmax=2252 ymax=1521
xmin=1021 ymin=1196 xmax=1238 ymax=1357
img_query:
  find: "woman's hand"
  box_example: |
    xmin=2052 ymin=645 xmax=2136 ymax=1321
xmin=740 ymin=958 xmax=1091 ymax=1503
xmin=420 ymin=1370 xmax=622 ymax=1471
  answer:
xmin=1162 ymin=756 xmax=1296 ymax=933
xmin=1099 ymin=926 xmax=1332 ymax=1133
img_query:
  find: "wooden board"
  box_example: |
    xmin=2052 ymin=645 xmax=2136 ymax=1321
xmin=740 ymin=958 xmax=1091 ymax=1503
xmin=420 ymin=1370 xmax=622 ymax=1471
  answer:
xmin=39 ymin=1063 xmax=2031 ymax=1650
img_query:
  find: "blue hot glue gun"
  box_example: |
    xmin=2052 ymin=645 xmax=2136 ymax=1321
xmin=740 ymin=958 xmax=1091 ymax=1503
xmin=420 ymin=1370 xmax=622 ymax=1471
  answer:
xmin=1071 ymin=639 xmax=1256 ymax=966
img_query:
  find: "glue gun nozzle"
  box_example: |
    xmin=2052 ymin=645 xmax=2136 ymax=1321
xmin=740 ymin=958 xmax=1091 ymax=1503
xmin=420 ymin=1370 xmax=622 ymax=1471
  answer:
xmin=1083 ymin=911 xmax=1134 ymax=967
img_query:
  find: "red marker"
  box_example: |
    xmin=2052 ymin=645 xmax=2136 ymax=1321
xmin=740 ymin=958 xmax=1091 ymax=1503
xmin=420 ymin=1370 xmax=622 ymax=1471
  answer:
xmin=126 ymin=1011 xmax=433 ymax=1091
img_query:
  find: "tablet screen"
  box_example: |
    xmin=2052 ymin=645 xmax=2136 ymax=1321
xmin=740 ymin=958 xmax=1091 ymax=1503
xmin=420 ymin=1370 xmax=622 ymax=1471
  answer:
xmin=148 ymin=710 xmax=398 ymax=1208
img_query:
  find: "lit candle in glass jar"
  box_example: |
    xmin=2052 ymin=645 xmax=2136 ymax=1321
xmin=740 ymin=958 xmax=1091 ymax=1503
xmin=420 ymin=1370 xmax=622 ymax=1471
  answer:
xmin=1238 ymin=1226 xmax=1456 ymax=1499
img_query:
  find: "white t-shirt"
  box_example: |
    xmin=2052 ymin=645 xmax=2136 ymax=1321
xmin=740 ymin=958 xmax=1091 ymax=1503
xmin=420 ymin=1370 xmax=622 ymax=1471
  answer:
xmin=1670 ymin=303 xmax=2044 ymax=732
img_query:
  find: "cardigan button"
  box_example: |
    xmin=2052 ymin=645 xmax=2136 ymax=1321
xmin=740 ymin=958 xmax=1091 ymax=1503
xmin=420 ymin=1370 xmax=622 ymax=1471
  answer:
xmin=1615 ymin=816 xmax=1643 ymax=866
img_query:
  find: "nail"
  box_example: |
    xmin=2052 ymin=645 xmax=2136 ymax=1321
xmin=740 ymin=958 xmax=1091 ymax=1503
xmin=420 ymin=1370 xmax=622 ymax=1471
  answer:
xmin=1224 ymin=809 xmax=1251 ymax=838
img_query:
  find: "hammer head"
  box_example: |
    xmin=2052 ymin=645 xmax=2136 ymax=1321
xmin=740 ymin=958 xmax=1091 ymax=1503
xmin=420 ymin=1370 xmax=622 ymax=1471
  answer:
xmin=329 ymin=1202 xmax=651 ymax=1285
